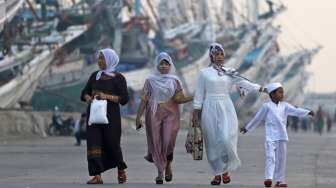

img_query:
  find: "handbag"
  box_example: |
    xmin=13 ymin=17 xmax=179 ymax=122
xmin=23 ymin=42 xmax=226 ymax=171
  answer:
xmin=185 ymin=114 xmax=203 ymax=160
xmin=88 ymin=98 xmax=109 ymax=125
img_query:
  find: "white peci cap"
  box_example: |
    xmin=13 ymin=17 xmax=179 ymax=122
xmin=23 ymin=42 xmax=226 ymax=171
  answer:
xmin=266 ymin=82 xmax=283 ymax=93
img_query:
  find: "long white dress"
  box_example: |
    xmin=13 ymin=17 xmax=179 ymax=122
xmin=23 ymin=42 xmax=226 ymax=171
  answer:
xmin=193 ymin=66 xmax=261 ymax=175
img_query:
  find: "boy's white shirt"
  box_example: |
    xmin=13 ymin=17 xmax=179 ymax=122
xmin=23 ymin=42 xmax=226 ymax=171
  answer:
xmin=245 ymin=101 xmax=310 ymax=141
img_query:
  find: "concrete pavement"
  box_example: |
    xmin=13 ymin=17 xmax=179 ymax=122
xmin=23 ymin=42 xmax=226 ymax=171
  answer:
xmin=0 ymin=128 xmax=335 ymax=188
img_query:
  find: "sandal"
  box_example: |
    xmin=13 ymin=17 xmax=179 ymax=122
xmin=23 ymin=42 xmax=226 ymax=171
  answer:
xmin=118 ymin=170 xmax=127 ymax=184
xmin=275 ymin=182 xmax=288 ymax=187
xmin=222 ymin=172 xmax=231 ymax=184
xmin=155 ymin=176 xmax=163 ymax=184
xmin=264 ymin=179 xmax=272 ymax=187
xmin=210 ymin=175 xmax=221 ymax=185
xmin=86 ymin=175 xmax=103 ymax=184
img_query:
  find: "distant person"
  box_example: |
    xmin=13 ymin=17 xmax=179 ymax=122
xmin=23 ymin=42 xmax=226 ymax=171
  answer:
xmin=48 ymin=106 xmax=63 ymax=135
xmin=241 ymin=83 xmax=314 ymax=188
xmin=290 ymin=116 xmax=299 ymax=132
xmin=74 ymin=113 xmax=87 ymax=146
xmin=326 ymin=113 xmax=332 ymax=133
xmin=315 ymin=106 xmax=324 ymax=135
xmin=52 ymin=106 xmax=62 ymax=127
xmin=300 ymin=116 xmax=311 ymax=132
xmin=81 ymin=48 xmax=129 ymax=184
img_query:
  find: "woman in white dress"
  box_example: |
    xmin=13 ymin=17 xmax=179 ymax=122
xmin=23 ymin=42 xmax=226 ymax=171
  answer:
xmin=192 ymin=43 xmax=266 ymax=185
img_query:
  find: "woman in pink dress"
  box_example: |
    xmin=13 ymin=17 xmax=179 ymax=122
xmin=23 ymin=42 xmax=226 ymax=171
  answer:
xmin=136 ymin=52 xmax=193 ymax=184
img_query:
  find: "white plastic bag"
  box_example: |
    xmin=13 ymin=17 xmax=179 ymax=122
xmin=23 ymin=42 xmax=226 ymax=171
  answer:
xmin=88 ymin=98 xmax=109 ymax=125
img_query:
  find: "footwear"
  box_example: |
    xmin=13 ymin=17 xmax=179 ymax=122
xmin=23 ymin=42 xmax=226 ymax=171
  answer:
xmin=86 ymin=175 xmax=103 ymax=184
xmin=165 ymin=164 xmax=173 ymax=182
xmin=210 ymin=175 xmax=221 ymax=185
xmin=155 ymin=176 xmax=163 ymax=184
xmin=275 ymin=181 xmax=288 ymax=187
xmin=222 ymin=172 xmax=231 ymax=184
xmin=264 ymin=179 xmax=272 ymax=187
xmin=117 ymin=170 xmax=127 ymax=184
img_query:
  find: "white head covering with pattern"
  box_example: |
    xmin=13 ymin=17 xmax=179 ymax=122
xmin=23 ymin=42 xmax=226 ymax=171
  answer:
xmin=209 ymin=42 xmax=225 ymax=63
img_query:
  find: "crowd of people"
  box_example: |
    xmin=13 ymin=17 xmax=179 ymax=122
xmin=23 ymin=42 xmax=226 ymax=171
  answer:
xmin=287 ymin=105 xmax=334 ymax=134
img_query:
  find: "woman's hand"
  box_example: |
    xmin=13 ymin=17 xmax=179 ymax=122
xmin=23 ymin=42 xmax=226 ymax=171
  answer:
xmin=192 ymin=110 xmax=201 ymax=124
xmin=84 ymin=94 xmax=92 ymax=104
xmin=95 ymin=92 xmax=119 ymax=103
xmin=259 ymin=86 xmax=268 ymax=93
xmin=95 ymin=92 xmax=106 ymax=100
xmin=110 ymin=95 xmax=120 ymax=103
xmin=135 ymin=116 xmax=143 ymax=130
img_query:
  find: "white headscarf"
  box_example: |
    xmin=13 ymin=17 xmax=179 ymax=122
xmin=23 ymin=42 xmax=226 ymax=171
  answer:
xmin=147 ymin=52 xmax=182 ymax=114
xmin=96 ymin=48 xmax=119 ymax=80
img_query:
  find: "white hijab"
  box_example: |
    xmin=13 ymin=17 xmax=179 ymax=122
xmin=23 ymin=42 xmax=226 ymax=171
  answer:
xmin=147 ymin=52 xmax=182 ymax=114
xmin=96 ymin=48 xmax=119 ymax=80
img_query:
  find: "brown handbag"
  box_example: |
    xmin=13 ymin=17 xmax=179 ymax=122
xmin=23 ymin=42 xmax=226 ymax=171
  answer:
xmin=185 ymin=114 xmax=203 ymax=160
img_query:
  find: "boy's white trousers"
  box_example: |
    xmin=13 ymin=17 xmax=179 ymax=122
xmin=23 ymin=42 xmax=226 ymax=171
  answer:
xmin=264 ymin=140 xmax=287 ymax=182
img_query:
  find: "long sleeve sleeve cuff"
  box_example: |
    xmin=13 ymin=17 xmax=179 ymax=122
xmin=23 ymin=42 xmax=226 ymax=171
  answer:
xmin=193 ymin=103 xmax=202 ymax=110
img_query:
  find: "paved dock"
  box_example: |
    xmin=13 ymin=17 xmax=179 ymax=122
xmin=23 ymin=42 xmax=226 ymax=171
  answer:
xmin=0 ymin=128 xmax=335 ymax=188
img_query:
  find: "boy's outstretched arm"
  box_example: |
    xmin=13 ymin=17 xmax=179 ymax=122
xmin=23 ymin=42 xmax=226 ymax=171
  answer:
xmin=241 ymin=104 xmax=268 ymax=134
xmin=285 ymin=102 xmax=312 ymax=117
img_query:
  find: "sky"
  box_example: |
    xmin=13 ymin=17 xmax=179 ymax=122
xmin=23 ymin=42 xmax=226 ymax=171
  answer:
xmin=275 ymin=0 xmax=336 ymax=93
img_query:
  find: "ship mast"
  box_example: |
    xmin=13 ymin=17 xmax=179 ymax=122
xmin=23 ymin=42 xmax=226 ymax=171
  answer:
xmin=247 ymin=0 xmax=259 ymax=23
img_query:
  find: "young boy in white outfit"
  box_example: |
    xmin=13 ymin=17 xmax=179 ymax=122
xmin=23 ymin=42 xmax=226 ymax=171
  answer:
xmin=240 ymin=83 xmax=314 ymax=187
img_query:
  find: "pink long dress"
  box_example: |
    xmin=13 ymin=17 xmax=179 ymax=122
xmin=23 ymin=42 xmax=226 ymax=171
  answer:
xmin=142 ymin=79 xmax=181 ymax=172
